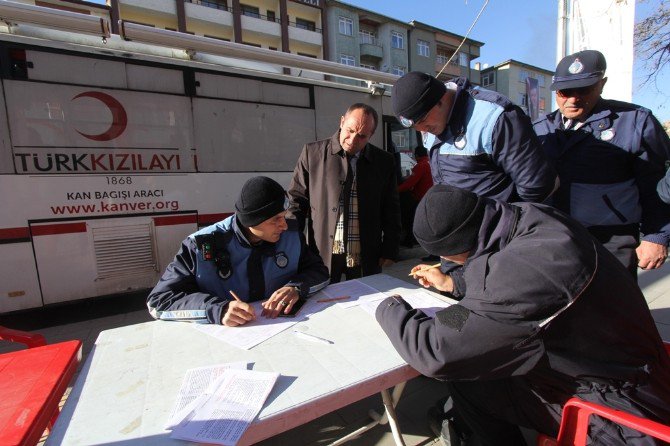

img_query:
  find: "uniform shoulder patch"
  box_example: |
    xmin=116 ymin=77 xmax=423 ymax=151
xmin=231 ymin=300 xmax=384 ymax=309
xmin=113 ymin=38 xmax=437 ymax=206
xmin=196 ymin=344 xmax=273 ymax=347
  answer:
xmin=436 ymin=305 xmax=470 ymax=331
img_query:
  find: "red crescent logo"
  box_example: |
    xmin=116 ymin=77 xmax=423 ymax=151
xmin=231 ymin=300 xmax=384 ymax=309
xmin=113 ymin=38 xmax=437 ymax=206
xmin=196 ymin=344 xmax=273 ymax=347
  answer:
xmin=72 ymin=91 xmax=128 ymax=141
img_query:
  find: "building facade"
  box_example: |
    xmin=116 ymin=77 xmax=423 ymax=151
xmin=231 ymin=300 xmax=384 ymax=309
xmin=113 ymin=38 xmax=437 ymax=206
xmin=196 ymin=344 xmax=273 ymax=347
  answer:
xmin=480 ymin=59 xmax=553 ymax=120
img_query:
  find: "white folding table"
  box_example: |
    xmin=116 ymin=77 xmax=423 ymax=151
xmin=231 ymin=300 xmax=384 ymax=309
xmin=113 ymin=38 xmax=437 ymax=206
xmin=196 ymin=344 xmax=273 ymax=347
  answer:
xmin=46 ymin=273 xmax=451 ymax=446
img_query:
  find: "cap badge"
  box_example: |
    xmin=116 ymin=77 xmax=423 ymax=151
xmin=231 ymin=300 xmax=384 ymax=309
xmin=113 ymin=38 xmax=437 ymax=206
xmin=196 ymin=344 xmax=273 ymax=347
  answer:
xmin=454 ymin=134 xmax=467 ymax=150
xmin=568 ymin=58 xmax=584 ymax=74
xmin=600 ymin=129 xmax=615 ymax=141
xmin=275 ymin=252 xmax=288 ymax=268
xmin=399 ymin=116 xmax=413 ymax=128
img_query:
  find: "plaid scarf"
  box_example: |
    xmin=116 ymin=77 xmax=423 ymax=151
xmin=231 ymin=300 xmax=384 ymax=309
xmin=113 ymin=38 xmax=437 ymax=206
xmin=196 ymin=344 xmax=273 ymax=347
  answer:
xmin=332 ymin=167 xmax=361 ymax=267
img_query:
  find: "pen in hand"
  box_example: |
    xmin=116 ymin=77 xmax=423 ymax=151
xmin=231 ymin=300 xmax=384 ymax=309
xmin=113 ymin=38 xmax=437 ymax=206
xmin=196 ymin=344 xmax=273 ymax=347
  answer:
xmin=229 ymin=290 xmax=243 ymax=302
xmin=408 ymin=262 xmax=441 ymax=276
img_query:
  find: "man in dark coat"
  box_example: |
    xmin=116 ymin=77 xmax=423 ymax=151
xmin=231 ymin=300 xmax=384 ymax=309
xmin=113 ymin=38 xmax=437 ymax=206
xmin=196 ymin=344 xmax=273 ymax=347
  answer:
xmin=288 ymin=103 xmax=401 ymax=282
xmin=376 ymin=184 xmax=670 ymax=445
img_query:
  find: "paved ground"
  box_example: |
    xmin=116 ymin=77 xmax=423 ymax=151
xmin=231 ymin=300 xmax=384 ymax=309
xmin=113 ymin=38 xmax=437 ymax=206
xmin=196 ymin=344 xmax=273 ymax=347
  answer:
xmin=1 ymin=244 xmax=669 ymax=446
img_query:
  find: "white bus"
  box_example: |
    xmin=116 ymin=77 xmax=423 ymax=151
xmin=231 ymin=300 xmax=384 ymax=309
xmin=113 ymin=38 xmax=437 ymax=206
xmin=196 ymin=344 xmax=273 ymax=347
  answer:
xmin=0 ymin=7 xmax=419 ymax=313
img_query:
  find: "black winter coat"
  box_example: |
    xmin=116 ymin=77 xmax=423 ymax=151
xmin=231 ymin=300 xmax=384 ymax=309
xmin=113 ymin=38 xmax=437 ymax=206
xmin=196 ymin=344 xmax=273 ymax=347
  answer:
xmin=377 ymin=200 xmax=670 ymax=427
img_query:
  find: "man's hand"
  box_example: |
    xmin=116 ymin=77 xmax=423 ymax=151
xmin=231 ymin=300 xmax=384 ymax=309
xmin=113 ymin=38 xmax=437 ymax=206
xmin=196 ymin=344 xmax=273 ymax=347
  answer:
xmin=222 ymin=301 xmax=256 ymax=326
xmin=379 ymin=258 xmax=395 ymax=267
xmin=261 ymin=286 xmax=300 ymax=318
xmin=410 ymin=263 xmax=453 ymax=292
xmin=637 ymin=240 xmax=668 ymax=270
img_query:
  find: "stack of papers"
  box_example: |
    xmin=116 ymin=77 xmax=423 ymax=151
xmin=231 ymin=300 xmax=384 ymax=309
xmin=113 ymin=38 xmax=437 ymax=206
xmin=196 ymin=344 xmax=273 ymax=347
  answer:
xmin=167 ymin=364 xmax=279 ymax=445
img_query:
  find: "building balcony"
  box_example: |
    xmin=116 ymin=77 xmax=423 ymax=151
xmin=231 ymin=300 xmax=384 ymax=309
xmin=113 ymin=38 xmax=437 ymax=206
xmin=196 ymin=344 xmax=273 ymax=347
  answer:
xmin=360 ymin=42 xmax=383 ymax=60
xmin=288 ymin=24 xmax=322 ymax=47
xmin=185 ymin=1 xmax=233 ymax=28
xmin=241 ymin=14 xmax=281 ymax=39
xmin=435 ymin=60 xmax=461 ymax=78
xmin=118 ymin=0 xmax=176 ymax=20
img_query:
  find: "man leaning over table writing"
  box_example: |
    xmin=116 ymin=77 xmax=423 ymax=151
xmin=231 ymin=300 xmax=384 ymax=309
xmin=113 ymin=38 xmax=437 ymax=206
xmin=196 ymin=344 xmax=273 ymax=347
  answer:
xmin=147 ymin=176 xmax=330 ymax=326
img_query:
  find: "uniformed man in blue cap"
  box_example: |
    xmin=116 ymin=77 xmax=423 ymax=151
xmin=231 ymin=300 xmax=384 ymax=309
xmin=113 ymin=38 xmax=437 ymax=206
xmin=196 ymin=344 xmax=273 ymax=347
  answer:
xmin=534 ymin=49 xmax=670 ymax=277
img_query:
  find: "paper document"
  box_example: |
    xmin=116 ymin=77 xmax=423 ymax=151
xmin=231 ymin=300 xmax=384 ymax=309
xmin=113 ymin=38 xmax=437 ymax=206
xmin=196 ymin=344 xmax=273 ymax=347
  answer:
xmin=195 ymin=299 xmax=322 ymax=349
xmin=320 ymin=279 xmax=387 ymax=308
xmin=170 ymin=369 xmax=279 ymax=446
xmin=361 ymin=288 xmax=453 ymax=318
xmin=165 ymin=362 xmax=247 ymax=429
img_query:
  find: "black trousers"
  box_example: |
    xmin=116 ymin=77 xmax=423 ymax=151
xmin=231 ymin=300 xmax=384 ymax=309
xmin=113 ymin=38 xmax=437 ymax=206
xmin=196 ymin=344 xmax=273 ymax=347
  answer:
xmin=443 ymin=378 xmax=663 ymax=446
xmin=329 ymin=253 xmax=362 ymax=283
xmin=444 ymin=378 xmax=560 ymax=446
xmin=588 ymin=224 xmax=639 ymax=280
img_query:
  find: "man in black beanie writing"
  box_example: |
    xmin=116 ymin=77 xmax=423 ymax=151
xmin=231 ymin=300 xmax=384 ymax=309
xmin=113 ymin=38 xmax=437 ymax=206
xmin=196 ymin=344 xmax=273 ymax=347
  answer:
xmin=147 ymin=176 xmax=329 ymax=326
xmin=376 ymin=184 xmax=670 ymax=445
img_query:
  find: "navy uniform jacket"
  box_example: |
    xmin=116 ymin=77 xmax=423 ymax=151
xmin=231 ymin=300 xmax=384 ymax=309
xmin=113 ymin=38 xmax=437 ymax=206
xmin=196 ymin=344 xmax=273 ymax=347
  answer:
xmin=377 ymin=200 xmax=670 ymax=440
xmin=147 ymin=215 xmax=329 ymax=324
xmin=424 ymin=77 xmax=556 ymax=203
xmin=533 ymin=99 xmax=670 ymax=245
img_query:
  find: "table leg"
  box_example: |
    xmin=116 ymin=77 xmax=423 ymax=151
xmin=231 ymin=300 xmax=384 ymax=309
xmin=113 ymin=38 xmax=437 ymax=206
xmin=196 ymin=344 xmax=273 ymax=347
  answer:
xmin=327 ymin=382 xmax=407 ymax=446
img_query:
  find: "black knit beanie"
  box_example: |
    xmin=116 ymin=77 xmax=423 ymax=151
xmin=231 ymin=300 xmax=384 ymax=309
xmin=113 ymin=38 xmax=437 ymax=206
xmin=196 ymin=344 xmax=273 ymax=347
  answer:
xmin=235 ymin=176 xmax=288 ymax=227
xmin=413 ymin=184 xmax=485 ymax=256
xmin=392 ymin=71 xmax=446 ymax=123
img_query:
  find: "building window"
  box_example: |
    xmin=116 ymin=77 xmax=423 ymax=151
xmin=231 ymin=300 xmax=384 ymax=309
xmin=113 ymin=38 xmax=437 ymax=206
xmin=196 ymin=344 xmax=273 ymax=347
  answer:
xmin=392 ymin=66 xmax=405 ymax=76
xmin=339 ymin=16 xmax=353 ymax=35
xmin=537 ymin=74 xmax=545 ymax=87
xmin=459 ymin=52 xmax=469 ymax=67
xmin=296 ymin=18 xmax=316 ymax=31
xmin=240 ymin=4 xmax=260 ymax=18
xmin=519 ymin=69 xmax=529 ymax=82
xmin=359 ymin=29 xmax=376 ymax=45
xmin=539 ymin=97 xmax=546 ymax=112
xmin=340 ymin=54 xmax=356 ymax=66
xmin=360 ymin=63 xmax=376 ymax=70
xmin=194 ymin=0 xmax=229 ymax=11
xmin=481 ymin=71 xmax=494 ymax=87
xmin=391 ymin=31 xmax=404 ymax=49
xmin=436 ymin=50 xmax=451 ymax=65
xmin=519 ymin=93 xmax=527 ymax=106
xmin=267 ymin=10 xmax=276 ymax=22
xmin=417 ymin=39 xmax=430 ymax=57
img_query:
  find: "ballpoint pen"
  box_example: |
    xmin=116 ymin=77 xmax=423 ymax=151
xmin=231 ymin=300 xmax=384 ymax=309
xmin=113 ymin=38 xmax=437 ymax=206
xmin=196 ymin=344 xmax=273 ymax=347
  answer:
xmin=408 ymin=262 xmax=441 ymax=276
xmin=293 ymin=330 xmax=333 ymax=345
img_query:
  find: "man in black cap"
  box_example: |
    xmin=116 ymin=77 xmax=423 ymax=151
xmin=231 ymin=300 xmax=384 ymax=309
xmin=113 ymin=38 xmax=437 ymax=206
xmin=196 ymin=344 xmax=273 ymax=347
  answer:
xmin=392 ymin=71 xmax=557 ymax=298
xmin=534 ymin=49 xmax=670 ymax=277
xmin=376 ymin=184 xmax=670 ymax=446
xmin=147 ymin=176 xmax=329 ymax=326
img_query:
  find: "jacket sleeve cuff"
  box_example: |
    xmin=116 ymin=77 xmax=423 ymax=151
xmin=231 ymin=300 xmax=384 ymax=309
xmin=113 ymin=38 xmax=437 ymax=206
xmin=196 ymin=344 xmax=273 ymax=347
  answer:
xmin=641 ymin=233 xmax=670 ymax=246
xmin=284 ymin=282 xmax=305 ymax=298
xmin=207 ymin=301 xmax=229 ymax=325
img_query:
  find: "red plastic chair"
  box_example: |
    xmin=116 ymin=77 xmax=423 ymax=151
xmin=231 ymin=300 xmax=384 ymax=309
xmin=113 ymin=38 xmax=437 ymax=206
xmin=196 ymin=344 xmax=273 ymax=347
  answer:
xmin=0 ymin=326 xmax=82 ymax=446
xmin=537 ymin=341 xmax=670 ymax=446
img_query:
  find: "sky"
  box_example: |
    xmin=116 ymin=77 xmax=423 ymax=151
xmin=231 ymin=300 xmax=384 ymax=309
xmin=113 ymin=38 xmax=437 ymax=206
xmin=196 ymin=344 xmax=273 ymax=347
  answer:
xmin=341 ymin=0 xmax=670 ymax=123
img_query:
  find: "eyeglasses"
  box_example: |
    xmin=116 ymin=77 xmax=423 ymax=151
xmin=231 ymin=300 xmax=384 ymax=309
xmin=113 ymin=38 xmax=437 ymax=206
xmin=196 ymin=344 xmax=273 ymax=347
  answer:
xmin=556 ymin=84 xmax=598 ymax=98
xmin=399 ymin=111 xmax=428 ymax=128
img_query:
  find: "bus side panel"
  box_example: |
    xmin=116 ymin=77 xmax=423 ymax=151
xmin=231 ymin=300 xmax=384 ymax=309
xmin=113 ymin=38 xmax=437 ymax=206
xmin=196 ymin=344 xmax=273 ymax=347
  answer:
xmin=4 ymin=80 xmax=195 ymax=174
xmin=0 ymin=80 xmax=12 ymax=173
xmin=192 ymin=72 xmax=316 ymax=173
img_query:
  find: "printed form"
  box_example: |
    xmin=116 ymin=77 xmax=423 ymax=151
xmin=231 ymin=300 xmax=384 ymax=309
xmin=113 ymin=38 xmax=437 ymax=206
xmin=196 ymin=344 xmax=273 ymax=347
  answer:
xmin=320 ymin=279 xmax=388 ymax=309
xmin=170 ymin=369 xmax=279 ymax=446
xmin=165 ymin=362 xmax=248 ymax=429
xmin=194 ymin=299 xmax=322 ymax=350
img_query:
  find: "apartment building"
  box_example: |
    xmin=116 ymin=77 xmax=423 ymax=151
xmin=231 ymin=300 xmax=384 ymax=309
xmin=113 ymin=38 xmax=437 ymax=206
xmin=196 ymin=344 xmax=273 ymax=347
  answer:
xmin=409 ymin=20 xmax=483 ymax=85
xmin=325 ymin=0 xmax=410 ymax=78
xmin=480 ymin=59 xmax=553 ymax=119
xmin=26 ymin=0 xmax=326 ymax=59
